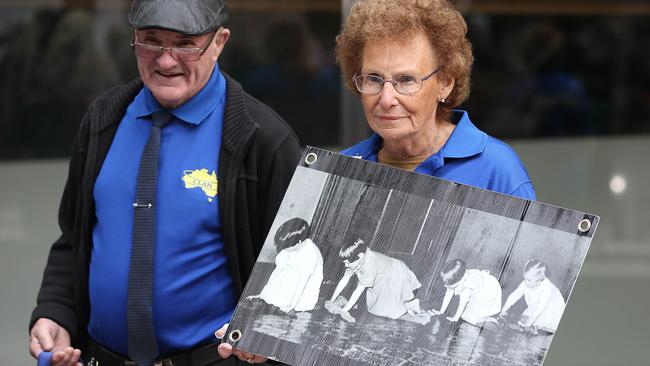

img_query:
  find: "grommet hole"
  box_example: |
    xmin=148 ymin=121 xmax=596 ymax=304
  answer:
xmin=229 ymin=329 xmax=242 ymax=342
xmin=305 ymin=152 xmax=318 ymax=165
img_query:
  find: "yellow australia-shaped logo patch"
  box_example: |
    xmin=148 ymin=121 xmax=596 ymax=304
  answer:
xmin=182 ymin=169 xmax=218 ymax=202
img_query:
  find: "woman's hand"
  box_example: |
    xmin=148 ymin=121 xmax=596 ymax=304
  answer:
xmin=215 ymin=324 xmax=268 ymax=364
xmin=427 ymin=308 xmax=442 ymax=316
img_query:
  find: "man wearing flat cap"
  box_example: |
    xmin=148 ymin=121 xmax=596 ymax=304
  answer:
xmin=28 ymin=0 xmax=300 ymax=365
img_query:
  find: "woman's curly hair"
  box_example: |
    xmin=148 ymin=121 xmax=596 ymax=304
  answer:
xmin=336 ymin=0 xmax=474 ymax=121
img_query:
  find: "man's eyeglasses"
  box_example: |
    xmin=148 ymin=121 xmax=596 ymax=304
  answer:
xmin=130 ymin=31 xmax=217 ymax=62
xmin=352 ymin=67 xmax=441 ymax=95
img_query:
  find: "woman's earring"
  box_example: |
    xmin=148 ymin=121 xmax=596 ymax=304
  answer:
xmin=439 ymin=97 xmax=446 ymax=104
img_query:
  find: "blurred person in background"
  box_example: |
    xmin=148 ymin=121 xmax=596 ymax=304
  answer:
xmin=243 ymin=19 xmax=339 ymax=146
xmin=0 ymin=0 xmax=119 ymax=158
xmin=337 ymin=0 xmax=536 ymax=200
xmin=499 ymin=22 xmax=591 ymax=138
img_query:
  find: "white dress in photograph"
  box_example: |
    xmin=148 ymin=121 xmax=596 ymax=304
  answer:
xmin=520 ymin=278 xmax=566 ymax=332
xmin=452 ymin=269 xmax=502 ymax=325
xmin=351 ymin=250 xmax=421 ymax=319
xmin=258 ymin=238 xmax=324 ymax=312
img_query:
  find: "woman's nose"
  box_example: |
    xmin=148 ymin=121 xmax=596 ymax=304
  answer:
xmin=378 ymin=82 xmax=399 ymax=108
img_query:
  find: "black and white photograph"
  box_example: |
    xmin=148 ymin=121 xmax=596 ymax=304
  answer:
xmin=224 ymin=147 xmax=598 ymax=366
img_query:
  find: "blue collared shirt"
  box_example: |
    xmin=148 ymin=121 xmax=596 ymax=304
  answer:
xmin=89 ymin=65 xmax=237 ymax=356
xmin=341 ymin=110 xmax=536 ymax=200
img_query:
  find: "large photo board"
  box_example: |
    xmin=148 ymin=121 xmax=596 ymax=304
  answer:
xmin=223 ymin=147 xmax=598 ymax=366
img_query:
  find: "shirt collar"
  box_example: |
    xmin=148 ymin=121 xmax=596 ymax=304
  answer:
xmin=134 ymin=63 xmax=226 ymax=125
xmin=345 ymin=110 xmax=486 ymax=161
xmin=344 ymin=133 xmax=382 ymax=161
xmin=439 ymin=110 xmax=487 ymax=159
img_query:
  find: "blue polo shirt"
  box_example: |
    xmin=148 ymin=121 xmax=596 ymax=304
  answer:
xmin=89 ymin=65 xmax=237 ymax=356
xmin=341 ymin=110 xmax=536 ymax=200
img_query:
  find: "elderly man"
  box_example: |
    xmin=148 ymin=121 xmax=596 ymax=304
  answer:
xmin=28 ymin=0 xmax=300 ymax=365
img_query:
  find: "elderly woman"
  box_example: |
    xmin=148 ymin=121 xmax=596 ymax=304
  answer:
xmin=337 ymin=0 xmax=535 ymax=199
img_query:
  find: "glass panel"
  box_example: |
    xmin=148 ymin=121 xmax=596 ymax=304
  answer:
xmin=219 ymin=9 xmax=341 ymax=147
xmin=464 ymin=14 xmax=650 ymax=139
xmin=2 ymin=1 xmax=647 ymax=158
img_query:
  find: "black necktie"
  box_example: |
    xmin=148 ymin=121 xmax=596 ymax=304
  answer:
xmin=127 ymin=111 xmax=173 ymax=366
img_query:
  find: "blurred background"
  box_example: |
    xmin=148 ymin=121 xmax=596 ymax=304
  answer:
xmin=0 ymin=0 xmax=648 ymax=365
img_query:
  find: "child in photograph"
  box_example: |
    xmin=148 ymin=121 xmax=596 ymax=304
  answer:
xmin=428 ymin=259 xmax=502 ymax=326
xmin=500 ymin=259 xmax=566 ymax=333
xmin=247 ymin=218 xmax=323 ymax=312
xmin=325 ymin=238 xmax=423 ymax=322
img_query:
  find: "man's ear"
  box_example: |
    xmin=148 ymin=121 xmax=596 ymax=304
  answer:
xmin=212 ymin=27 xmax=231 ymax=62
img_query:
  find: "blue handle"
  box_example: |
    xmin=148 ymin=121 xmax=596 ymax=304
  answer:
xmin=37 ymin=351 xmax=52 ymax=366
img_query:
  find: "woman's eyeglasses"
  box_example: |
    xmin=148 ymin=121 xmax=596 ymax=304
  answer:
xmin=352 ymin=67 xmax=441 ymax=95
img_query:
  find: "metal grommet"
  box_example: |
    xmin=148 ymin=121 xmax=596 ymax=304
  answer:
xmin=228 ymin=329 xmax=242 ymax=343
xmin=578 ymin=219 xmax=591 ymax=233
xmin=305 ymin=152 xmax=318 ymax=165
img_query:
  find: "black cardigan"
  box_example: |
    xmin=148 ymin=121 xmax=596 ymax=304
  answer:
xmin=30 ymin=74 xmax=301 ymax=348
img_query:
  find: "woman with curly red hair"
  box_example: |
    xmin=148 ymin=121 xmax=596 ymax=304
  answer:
xmin=338 ymin=0 xmax=536 ymax=199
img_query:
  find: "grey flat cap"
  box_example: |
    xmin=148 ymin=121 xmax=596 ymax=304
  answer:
xmin=128 ymin=0 xmax=228 ymax=35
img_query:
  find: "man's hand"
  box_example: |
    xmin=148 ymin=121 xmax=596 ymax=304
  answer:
xmin=30 ymin=318 xmax=82 ymax=366
xmin=215 ymin=324 xmax=268 ymax=364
